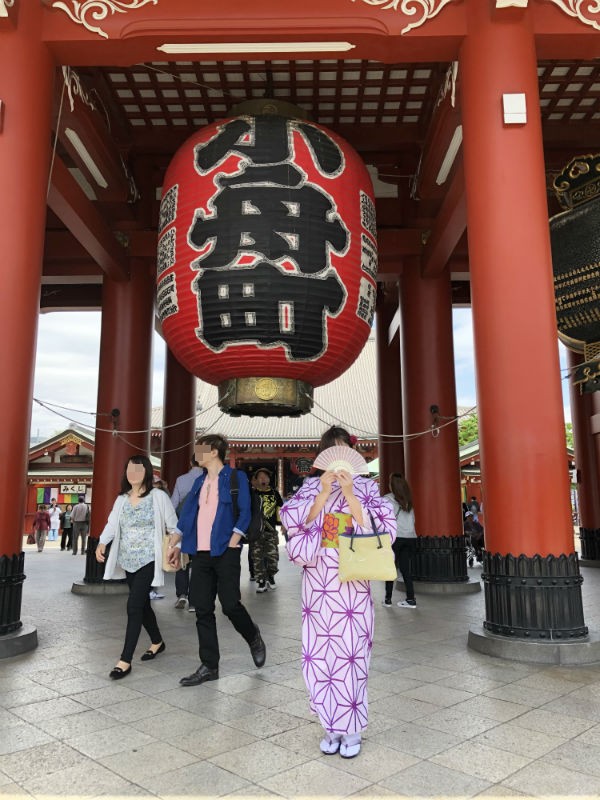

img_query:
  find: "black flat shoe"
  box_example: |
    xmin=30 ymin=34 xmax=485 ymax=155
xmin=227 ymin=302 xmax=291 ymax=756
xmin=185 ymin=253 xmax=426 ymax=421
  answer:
xmin=140 ymin=641 xmax=165 ymax=661
xmin=179 ymin=664 xmax=219 ymax=686
xmin=109 ymin=665 xmax=131 ymax=680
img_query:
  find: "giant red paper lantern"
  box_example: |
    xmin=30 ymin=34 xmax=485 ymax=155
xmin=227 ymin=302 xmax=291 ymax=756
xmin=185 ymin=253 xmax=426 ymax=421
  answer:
xmin=157 ymin=113 xmax=377 ymax=415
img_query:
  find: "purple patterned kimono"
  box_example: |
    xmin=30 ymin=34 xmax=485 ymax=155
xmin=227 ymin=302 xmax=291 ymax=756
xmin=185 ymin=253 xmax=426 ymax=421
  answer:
xmin=281 ymin=476 xmax=395 ymax=735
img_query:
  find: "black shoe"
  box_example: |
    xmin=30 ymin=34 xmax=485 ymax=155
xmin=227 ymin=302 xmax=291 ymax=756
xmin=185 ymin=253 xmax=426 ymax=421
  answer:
xmin=256 ymin=580 xmax=268 ymax=593
xmin=267 ymin=576 xmax=277 ymax=590
xmin=109 ymin=664 xmax=131 ymax=680
xmin=249 ymin=624 xmax=266 ymax=668
xmin=140 ymin=641 xmax=165 ymax=661
xmin=179 ymin=664 xmax=219 ymax=686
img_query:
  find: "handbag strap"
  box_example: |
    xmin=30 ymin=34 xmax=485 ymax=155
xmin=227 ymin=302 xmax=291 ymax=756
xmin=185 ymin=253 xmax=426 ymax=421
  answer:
xmin=349 ymin=512 xmax=384 ymax=551
xmin=368 ymin=512 xmax=384 ymax=549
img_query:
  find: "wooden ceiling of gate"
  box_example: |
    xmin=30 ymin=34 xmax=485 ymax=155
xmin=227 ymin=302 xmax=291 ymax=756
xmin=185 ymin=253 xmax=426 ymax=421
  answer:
xmin=42 ymin=56 xmax=600 ymax=310
xmin=95 ymin=58 xmax=600 ymax=133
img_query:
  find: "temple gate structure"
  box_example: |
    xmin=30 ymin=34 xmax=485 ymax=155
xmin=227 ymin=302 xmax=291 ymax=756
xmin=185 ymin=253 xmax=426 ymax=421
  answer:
xmin=2 ymin=0 xmax=600 ymax=662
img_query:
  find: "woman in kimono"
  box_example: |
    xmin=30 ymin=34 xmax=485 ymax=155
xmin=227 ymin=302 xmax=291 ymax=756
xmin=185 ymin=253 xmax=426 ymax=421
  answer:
xmin=280 ymin=427 xmax=395 ymax=759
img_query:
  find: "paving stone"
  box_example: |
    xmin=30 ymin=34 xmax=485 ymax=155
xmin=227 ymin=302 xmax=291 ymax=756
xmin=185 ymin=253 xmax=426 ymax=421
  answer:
xmin=502 ymin=759 xmax=600 ymax=796
xmin=259 ymin=758 xmax=371 ymax=798
xmin=21 ymin=761 xmax=136 ymax=797
xmin=66 ymin=723 xmax=157 ymax=758
xmin=139 ymin=760 xmax=250 ymax=797
xmin=510 ymin=707 xmax=596 ymax=739
xmin=209 ymin=739 xmax=311 ymax=782
xmin=98 ymin=741 xmax=197 ymax=782
xmin=380 ymin=760 xmax=492 ymax=797
xmin=0 ymin=741 xmax=86 ymax=783
xmin=477 ymin=721 xmax=566 ymax=759
xmin=10 ymin=695 xmax=88 ymax=723
xmin=431 ymin=740 xmax=532 ymax=783
xmin=0 ymin=723 xmax=53 ymax=756
xmin=176 ymin=721 xmax=258 ymax=758
xmin=399 ymin=683 xmax=475 ymax=708
xmin=371 ymin=721 xmax=459 ymax=759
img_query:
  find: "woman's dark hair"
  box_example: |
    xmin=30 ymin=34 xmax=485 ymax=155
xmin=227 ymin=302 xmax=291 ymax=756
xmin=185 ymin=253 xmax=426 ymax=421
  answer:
xmin=120 ymin=455 xmax=153 ymax=497
xmin=389 ymin=472 xmax=413 ymax=512
xmin=317 ymin=426 xmax=353 ymax=454
xmin=38 ymin=504 xmax=45 ymax=511
xmin=196 ymin=433 xmax=228 ymax=463
xmin=66 ymin=504 xmax=73 ymax=511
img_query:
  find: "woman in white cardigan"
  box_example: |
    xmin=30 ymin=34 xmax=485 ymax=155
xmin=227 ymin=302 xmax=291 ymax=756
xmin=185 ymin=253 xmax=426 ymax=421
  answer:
xmin=97 ymin=455 xmax=178 ymax=679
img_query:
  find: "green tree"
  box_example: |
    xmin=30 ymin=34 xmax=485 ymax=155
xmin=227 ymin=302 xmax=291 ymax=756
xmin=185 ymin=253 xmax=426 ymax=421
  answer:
xmin=565 ymin=422 xmax=573 ymax=450
xmin=458 ymin=413 xmax=479 ymax=446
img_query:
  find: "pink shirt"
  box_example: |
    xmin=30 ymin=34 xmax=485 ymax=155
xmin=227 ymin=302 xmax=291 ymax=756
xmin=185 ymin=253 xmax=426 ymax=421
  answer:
xmin=197 ymin=476 xmax=219 ymax=551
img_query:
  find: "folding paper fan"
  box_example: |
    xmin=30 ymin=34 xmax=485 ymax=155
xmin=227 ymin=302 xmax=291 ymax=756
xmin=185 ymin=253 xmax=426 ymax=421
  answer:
xmin=313 ymin=445 xmax=369 ymax=475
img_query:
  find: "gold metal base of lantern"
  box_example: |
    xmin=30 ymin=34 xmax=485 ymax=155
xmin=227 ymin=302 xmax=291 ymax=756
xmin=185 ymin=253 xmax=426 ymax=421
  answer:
xmin=218 ymin=378 xmax=314 ymax=417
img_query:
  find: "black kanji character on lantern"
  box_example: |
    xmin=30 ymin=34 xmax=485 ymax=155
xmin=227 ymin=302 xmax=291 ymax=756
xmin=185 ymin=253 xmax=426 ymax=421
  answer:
xmin=193 ymin=261 xmax=345 ymax=360
xmin=189 ymin=182 xmax=348 ymax=275
xmin=195 ymin=115 xmax=343 ymax=177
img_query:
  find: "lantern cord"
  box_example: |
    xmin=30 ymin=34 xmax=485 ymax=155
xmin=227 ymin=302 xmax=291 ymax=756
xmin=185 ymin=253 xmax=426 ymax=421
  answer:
xmin=137 ymin=63 xmax=240 ymax=98
xmin=47 ymin=77 xmax=67 ymax=200
xmin=114 ymin=413 xmax=227 ymax=456
xmin=32 ymin=391 xmax=230 ymax=435
xmin=307 ymin=396 xmax=478 ymax=442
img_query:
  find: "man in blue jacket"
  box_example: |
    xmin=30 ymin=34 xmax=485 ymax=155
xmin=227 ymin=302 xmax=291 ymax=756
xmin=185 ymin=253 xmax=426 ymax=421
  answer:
xmin=167 ymin=434 xmax=266 ymax=685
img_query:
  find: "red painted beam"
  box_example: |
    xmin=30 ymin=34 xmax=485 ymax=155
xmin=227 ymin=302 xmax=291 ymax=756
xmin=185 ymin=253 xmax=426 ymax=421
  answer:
xmin=413 ymin=65 xmax=462 ymax=202
xmin=420 ymin=164 xmax=466 ymax=278
xmin=47 ymin=156 xmax=129 ymax=280
xmin=53 ymin=69 xmax=131 ymax=204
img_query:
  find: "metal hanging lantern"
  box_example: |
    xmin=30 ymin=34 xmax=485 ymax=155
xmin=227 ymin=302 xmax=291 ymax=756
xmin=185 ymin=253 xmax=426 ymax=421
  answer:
xmin=550 ymin=154 xmax=600 ymax=393
xmin=157 ymin=112 xmax=377 ymax=416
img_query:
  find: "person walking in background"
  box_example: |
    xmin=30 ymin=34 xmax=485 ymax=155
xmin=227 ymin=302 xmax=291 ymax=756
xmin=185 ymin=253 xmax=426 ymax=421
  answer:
xmin=281 ymin=426 xmax=395 ymax=759
xmin=33 ymin=504 xmax=51 ymax=552
xmin=383 ymin=473 xmax=417 ymax=609
xmin=96 ymin=455 xmax=178 ymax=680
xmin=47 ymin=498 xmax=61 ymax=542
xmin=71 ymin=495 xmax=90 ymax=555
xmin=251 ymin=468 xmax=283 ymax=593
xmin=60 ymin=504 xmax=73 ymax=551
xmin=171 ymin=456 xmax=202 ymax=610
xmin=167 ymin=434 xmax=266 ymax=686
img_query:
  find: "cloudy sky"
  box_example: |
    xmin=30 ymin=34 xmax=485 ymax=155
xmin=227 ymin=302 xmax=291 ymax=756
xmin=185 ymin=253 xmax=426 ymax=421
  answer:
xmin=30 ymin=308 xmax=571 ymax=439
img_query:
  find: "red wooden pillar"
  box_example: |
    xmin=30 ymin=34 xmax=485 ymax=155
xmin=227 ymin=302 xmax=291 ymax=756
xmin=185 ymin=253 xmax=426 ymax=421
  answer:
xmin=83 ymin=260 xmax=154 ymax=581
xmin=161 ymin=347 xmax=196 ymax=492
xmin=375 ymin=282 xmax=404 ymax=489
xmin=0 ymin=4 xmax=54 ymax=648
xmin=568 ymin=350 xmax=600 ymax=561
xmin=460 ymin=1 xmax=586 ymax=641
xmin=400 ymin=260 xmax=464 ymax=582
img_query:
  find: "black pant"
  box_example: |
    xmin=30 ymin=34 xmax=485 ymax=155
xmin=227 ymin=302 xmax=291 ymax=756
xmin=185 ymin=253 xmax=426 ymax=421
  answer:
xmin=121 ymin=561 xmax=162 ymax=663
xmin=60 ymin=527 xmax=72 ymax=550
xmin=175 ymin=563 xmax=190 ymax=598
xmin=385 ymin=537 xmax=417 ymax=602
xmin=189 ymin=548 xmax=256 ymax=670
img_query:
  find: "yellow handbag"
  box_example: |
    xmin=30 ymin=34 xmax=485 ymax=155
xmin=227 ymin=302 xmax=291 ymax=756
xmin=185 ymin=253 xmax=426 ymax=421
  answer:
xmin=338 ymin=514 xmax=397 ymax=583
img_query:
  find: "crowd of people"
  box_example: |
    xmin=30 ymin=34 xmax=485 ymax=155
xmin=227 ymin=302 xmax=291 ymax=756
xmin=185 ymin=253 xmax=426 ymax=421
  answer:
xmin=30 ymin=495 xmax=90 ymax=553
xmin=28 ymin=426 xmax=486 ymax=760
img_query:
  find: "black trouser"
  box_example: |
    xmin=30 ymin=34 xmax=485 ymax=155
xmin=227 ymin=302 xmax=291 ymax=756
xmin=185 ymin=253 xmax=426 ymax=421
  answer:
xmin=121 ymin=561 xmax=162 ymax=663
xmin=189 ymin=548 xmax=256 ymax=670
xmin=385 ymin=537 xmax=417 ymax=602
xmin=175 ymin=563 xmax=190 ymax=598
xmin=60 ymin=527 xmax=72 ymax=550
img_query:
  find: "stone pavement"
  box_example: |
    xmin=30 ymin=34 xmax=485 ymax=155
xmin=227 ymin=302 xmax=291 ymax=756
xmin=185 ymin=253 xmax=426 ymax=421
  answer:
xmin=2 ymin=540 xmax=600 ymax=798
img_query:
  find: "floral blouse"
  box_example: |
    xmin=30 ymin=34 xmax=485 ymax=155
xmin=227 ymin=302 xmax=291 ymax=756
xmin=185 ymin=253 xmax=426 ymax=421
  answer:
xmin=117 ymin=494 xmax=155 ymax=573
